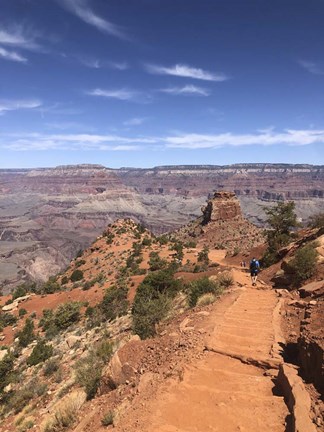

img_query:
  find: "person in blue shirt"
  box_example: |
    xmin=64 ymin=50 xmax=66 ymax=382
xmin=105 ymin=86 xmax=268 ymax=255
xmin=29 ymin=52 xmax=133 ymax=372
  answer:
xmin=249 ymin=258 xmax=260 ymax=286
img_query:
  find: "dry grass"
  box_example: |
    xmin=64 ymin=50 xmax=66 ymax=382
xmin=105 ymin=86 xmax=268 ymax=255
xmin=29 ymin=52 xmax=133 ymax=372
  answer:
xmin=197 ymin=293 xmax=216 ymax=306
xmin=41 ymin=390 xmax=86 ymax=432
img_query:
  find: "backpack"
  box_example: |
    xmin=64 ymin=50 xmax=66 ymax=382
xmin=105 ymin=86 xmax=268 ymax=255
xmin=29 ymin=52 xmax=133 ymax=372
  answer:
xmin=250 ymin=260 xmax=259 ymax=271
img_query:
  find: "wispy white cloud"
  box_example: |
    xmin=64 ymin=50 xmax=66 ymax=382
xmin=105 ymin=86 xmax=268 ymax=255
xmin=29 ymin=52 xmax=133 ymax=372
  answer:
xmin=58 ymin=0 xmax=128 ymax=40
xmin=145 ymin=63 xmax=228 ymax=82
xmin=2 ymin=129 xmax=323 ymax=152
xmin=1 ymin=132 xmax=154 ymax=151
xmin=298 ymin=60 xmax=324 ymax=75
xmin=164 ymin=129 xmax=324 ymax=149
xmin=0 ymin=27 xmax=42 ymax=51
xmin=160 ymin=85 xmax=210 ymax=96
xmin=87 ymin=88 xmax=138 ymax=101
xmin=0 ymin=47 xmax=27 ymax=62
xmin=123 ymin=117 xmax=147 ymax=126
xmin=78 ymin=56 xmax=128 ymax=70
xmin=0 ymin=99 xmax=42 ymax=115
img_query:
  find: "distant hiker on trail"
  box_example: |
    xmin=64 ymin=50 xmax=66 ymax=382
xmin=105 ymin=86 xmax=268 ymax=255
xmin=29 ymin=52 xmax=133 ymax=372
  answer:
xmin=250 ymin=257 xmax=260 ymax=286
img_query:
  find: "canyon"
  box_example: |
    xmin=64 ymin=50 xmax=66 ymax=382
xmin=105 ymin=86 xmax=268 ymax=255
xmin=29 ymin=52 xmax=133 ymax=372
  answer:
xmin=0 ymin=163 xmax=323 ymax=291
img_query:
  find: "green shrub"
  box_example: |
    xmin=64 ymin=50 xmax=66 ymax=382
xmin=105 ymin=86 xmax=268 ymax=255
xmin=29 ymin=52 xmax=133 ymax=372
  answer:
xmin=18 ymin=308 xmax=28 ymax=317
xmin=142 ymin=237 xmax=152 ymax=246
xmin=75 ymin=340 xmax=113 ymax=400
xmin=308 ymin=212 xmax=324 ymax=229
xmin=101 ymin=411 xmax=114 ymax=426
xmin=40 ymin=302 xmax=81 ymax=336
xmin=27 ymin=340 xmax=53 ymax=366
xmin=132 ymin=269 xmax=182 ymax=339
xmin=148 ymin=252 xmax=168 ymax=271
xmin=61 ymin=276 xmax=68 ymax=285
xmin=53 ymin=302 xmax=81 ymax=330
xmin=188 ymin=277 xmax=222 ymax=308
xmin=12 ymin=285 xmax=27 ymax=300
xmin=286 ymin=243 xmax=318 ymax=286
xmin=70 ymin=269 xmax=84 ymax=282
xmin=0 ymin=353 xmax=14 ymax=393
xmin=43 ymin=358 xmax=60 ymax=376
xmin=197 ymin=246 xmax=209 ymax=265
xmin=41 ymin=278 xmax=61 ymax=294
xmin=16 ymin=318 xmax=35 ymax=347
xmin=75 ymin=259 xmax=86 ymax=268
xmin=0 ymin=311 xmax=17 ymax=328
xmin=7 ymin=379 xmax=47 ymax=414
xmin=100 ymin=282 xmax=129 ymax=322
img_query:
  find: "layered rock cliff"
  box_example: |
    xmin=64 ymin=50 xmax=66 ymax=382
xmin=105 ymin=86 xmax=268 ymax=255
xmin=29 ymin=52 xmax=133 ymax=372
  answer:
xmin=0 ymin=163 xmax=323 ymax=290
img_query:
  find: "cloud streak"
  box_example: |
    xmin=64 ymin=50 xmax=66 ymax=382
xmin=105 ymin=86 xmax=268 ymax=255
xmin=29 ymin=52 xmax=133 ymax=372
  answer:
xmin=298 ymin=60 xmax=324 ymax=75
xmin=160 ymin=85 xmax=210 ymax=96
xmin=164 ymin=129 xmax=324 ymax=149
xmin=87 ymin=88 xmax=138 ymax=101
xmin=145 ymin=63 xmax=228 ymax=81
xmin=0 ymin=47 xmax=27 ymax=62
xmin=58 ymin=0 xmax=128 ymax=40
xmin=0 ymin=99 xmax=42 ymax=114
xmin=123 ymin=117 xmax=147 ymax=126
xmin=0 ymin=27 xmax=41 ymax=51
xmin=1 ymin=129 xmax=324 ymax=152
xmin=1 ymin=132 xmax=154 ymax=151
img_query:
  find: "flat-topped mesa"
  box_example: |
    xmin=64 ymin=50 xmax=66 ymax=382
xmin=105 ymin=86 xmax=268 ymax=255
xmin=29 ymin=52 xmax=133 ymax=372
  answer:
xmin=202 ymin=191 xmax=242 ymax=224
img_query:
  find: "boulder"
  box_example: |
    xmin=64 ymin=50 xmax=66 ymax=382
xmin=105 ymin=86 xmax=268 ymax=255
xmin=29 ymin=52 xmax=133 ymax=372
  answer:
xmin=299 ymin=281 xmax=324 ymax=298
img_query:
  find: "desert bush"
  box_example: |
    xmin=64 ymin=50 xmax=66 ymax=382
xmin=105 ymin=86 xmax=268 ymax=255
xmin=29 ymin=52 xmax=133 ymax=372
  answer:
xmin=262 ymin=201 xmax=298 ymax=266
xmin=12 ymin=284 xmax=28 ymax=300
xmin=184 ymin=240 xmax=197 ymax=248
xmin=16 ymin=417 xmax=35 ymax=432
xmin=196 ymin=293 xmax=216 ymax=306
xmin=100 ymin=281 xmax=129 ymax=322
xmin=132 ymin=269 xmax=182 ymax=339
xmin=0 ymin=353 xmax=14 ymax=393
xmin=75 ymin=259 xmax=86 ymax=268
xmin=42 ymin=391 xmax=85 ymax=432
xmin=61 ymin=276 xmax=68 ymax=285
xmin=101 ymin=410 xmax=114 ymax=426
xmin=16 ymin=318 xmax=35 ymax=347
xmin=141 ymin=237 xmax=152 ymax=246
xmin=18 ymin=308 xmax=28 ymax=318
xmin=285 ymin=243 xmax=319 ymax=286
xmin=70 ymin=269 xmax=84 ymax=282
xmin=53 ymin=302 xmax=81 ymax=330
xmin=7 ymin=379 xmax=47 ymax=414
xmin=43 ymin=358 xmax=60 ymax=376
xmin=308 ymin=212 xmax=324 ymax=229
xmin=40 ymin=302 xmax=81 ymax=336
xmin=75 ymin=340 xmax=113 ymax=400
xmin=148 ymin=251 xmax=168 ymax=271
xmin=197 ymin=246 xmax=210 ymax=265
xmin=27 ymin=340 xmax=53 ymax=366
xmin=188 ymin=277 xmax=222 ymax=308
xmin=0 ymin=311 xmax=17 ymax=328
xmin=157 ymin=234 xmax=169 ymax=245
xmin=41 ymin=278 xmax=61 ymax=295
xmin=217 ymin=272 xmax=234 ymax=288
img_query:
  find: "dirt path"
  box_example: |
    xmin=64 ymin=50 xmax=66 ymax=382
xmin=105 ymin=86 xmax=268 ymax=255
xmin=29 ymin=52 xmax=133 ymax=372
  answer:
xmin=115 ymin=271 xmax=289 ymax=432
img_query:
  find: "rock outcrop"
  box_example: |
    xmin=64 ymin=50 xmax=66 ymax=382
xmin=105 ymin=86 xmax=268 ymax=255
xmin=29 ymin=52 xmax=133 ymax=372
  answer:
xmin=176 ymin=191 xmax=264 ymax=254
xmin=202 ymin=191 xmax=241 ymax=224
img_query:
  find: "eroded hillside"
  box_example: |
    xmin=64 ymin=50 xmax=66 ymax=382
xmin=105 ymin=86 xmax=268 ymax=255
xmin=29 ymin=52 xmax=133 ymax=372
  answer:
xmin=0 ymin=213 xmax=323 ymax=432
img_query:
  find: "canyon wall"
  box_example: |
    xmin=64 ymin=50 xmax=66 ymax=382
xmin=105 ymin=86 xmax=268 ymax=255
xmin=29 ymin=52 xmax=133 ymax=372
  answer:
xmin=0 ymin=163 xmax=323 ymax=291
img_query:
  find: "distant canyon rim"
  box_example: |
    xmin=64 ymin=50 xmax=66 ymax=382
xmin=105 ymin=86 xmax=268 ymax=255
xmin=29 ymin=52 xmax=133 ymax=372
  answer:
xmin=0 ymin=163 xmax=323 ymax=293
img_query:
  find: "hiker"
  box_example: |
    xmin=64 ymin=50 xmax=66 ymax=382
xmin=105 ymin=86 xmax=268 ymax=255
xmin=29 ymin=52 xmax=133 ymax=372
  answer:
xmin=249 ymin=257 xmax=260 ymax=286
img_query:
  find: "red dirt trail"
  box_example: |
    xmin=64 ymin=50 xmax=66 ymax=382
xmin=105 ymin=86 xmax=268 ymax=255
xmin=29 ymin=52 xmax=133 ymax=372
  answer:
xmin=113 ymin=269 xmax=289 ymax=432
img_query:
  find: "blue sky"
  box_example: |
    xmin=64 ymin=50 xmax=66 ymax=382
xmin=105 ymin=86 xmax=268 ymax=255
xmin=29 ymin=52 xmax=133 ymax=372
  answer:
xmin=0 ymin=0 xmax=324 ymax=168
